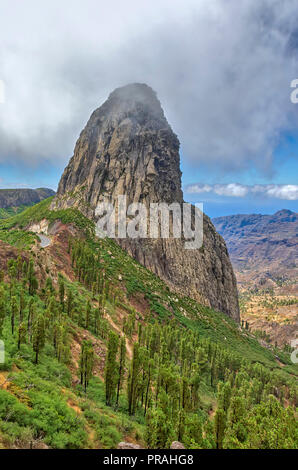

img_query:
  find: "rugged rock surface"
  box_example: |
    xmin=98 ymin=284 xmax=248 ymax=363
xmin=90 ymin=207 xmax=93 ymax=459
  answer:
xmin=117 ymin=442 xmax=143 ymax=449
xmin=0 ymin=188 xmax=55 ymax=209
xmin=52 ymin=83 xmax=239 ymax=321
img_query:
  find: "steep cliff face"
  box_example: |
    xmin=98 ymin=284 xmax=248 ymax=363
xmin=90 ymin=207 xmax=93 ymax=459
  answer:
xmin=52 ymin=83 xmax=239 ymax=321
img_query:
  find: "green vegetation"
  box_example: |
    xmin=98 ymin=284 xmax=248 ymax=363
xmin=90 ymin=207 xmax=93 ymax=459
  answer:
xmin=71 ymin=237 xmax=296 ymax=371
xmin=0 ymin=197 xmax=94 ymax=235
xmin=0 ymin=255 xmax=143 ymax=449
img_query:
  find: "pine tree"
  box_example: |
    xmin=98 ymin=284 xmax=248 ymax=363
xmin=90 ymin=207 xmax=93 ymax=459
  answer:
xmin=214 ymin=408 xmax=226 ymax=449
xmin=17 ymin=322 xmax=26 ymax=349
xmin=58 ymin=276 xmax=65 ymax=311
xmin=16 ymin=255 xmax=23 ymax=280
xmin=8 ymin=260 xmax=17 ymax=281
xmin=28 ymin=260 xmax=38 ymax=295
xmin=0 ymin=286 xmax=6 ymax=335
xmin=66 ymin=289 xmax=73 ymax=317
xmin=145 ymin=406 xmax=174 ymax=449
xmin=79 ymin=340 xmax=94 ymax=392
xmin=22 ymin=261 xmax=27 ymax=279
xmin=27 ymin=298 xmax=35 ymax=342
xmin=218 ymin=382 xmax=232 ymax=413
xmin=19 ymin=288 xmax=26 ymax=322
xmin=128 ymin=342 xmax=142 ymax=415
xmin=45 ymin=277 xmax=54 ymax=294
xmin=85 ymin=300 xmax=91 ymax=329
xmin=11 ymin=296 xmax=17 ymax=335
xmin=144 ymin=358 xmax=154 ymax=417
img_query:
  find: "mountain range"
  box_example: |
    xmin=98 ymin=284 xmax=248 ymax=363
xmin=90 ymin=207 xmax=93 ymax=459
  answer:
xmin=0 ymin=188 xmax=55 ymax=219
xmin=0 ymin=84 xmax=296 ymax=450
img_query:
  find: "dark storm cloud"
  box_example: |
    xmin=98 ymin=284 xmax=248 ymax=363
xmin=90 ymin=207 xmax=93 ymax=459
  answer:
xmin=0 ymin=0 xmax=298 ymax=174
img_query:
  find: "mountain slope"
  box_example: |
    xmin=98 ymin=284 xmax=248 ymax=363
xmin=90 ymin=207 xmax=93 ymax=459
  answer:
xmin=213 ymin=209 xmax=298 ymax=288
xmin=51 ymin=83 xmax=239 ymax=321
xmin=0 ymin=188 xmax=55 ymax=219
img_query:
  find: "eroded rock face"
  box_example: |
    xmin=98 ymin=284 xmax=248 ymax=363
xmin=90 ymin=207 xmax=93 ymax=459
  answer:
xmin=52 ymin=83 xmax=239 ymax=321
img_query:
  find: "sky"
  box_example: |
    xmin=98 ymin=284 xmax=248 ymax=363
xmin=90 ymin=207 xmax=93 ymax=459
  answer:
xmin=0 ymin=0 xmax=298 ymax=217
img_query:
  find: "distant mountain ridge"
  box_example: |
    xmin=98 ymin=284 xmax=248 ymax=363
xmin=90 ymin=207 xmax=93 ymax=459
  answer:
xmin=213 ymin=209 xmax=298 ymax=288
xmin=0 ymin=188 xmax=55 ymax=218
xmin=0 ymin=188 xmax=55 ymax=209
xmin=51 ymin=83 xmax=239 ymax=321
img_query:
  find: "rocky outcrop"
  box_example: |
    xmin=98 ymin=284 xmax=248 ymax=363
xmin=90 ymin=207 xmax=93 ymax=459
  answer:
xmin=213 ymin=210 xmax=298 ymax=288
xmin=117 ymin=442 xmax=143 ymax=449
xmin=0 ymin=188 xmax=55 ymax=209
xmin=52 ymin=83 xmax=239 ymax=321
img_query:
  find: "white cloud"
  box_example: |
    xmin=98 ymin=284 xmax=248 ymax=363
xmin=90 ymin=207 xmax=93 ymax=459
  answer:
xmin=186 ymin=184 xmax=213 ymax=194
xmin=0 ymin=0 xmax=297 ymax=176
xmin=185 ymin=183 xmax=298 ymax=200
xmin=266 ymin=184 xmax=298 ymax=200
xmin=214 ymin=184 xmax=249 ymax=198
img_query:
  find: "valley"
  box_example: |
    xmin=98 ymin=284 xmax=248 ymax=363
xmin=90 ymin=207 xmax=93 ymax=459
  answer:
xmin=213 ymin=210 xmax=298 ymax=348
xmin=0 ymin=189 xmax=55 ymax=219
xmin=0 ymin=84 xmax=297 ymax=450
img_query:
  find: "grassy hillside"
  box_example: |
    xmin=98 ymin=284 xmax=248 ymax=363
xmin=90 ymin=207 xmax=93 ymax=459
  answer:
xmin=0 ymin=199 xmax=297 ymax=449
xmin=0 ymin=204 xmax=35 ymax=220
xmin=0 ymin=197 xmax=93 ymax=249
